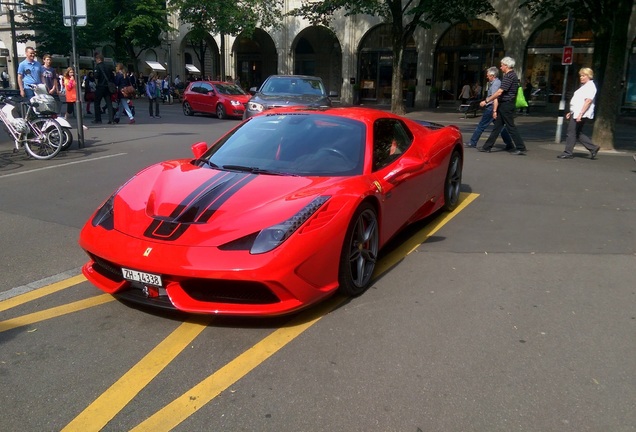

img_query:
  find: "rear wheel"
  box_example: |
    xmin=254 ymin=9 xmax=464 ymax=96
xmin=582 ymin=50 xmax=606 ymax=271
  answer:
xmin=443 ymin=149 xmax=462 ymax=211
xmin=25 ymin=119 xmax=63 ymax=160
xmin=183 ymin=102 xmax=194 ymax=116
xmin=338 ymin=203 xmax=379 ymax=296
xmin=216 ymin=104 xmax=226 ymax=120
xmin=61 ymin=128 xmax=73 ymax=150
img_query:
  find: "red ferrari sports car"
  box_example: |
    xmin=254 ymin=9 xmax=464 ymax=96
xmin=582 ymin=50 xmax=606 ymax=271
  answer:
xmin=79 ymin=107 xmax=463 ymax=316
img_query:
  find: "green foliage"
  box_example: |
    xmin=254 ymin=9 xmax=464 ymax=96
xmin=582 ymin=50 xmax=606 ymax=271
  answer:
xmin=170 ymin=0 xmax=284 ymax=38
xmin=290 ymin=0 xmax=495 ymax=29
xmin=16 ymin=0 xmax=170 ymax=65
xmin=16 ymin=0 xmax=109 ymax=56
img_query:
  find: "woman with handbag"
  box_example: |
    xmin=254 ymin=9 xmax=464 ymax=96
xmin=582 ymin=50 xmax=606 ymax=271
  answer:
xmin=114 ymin=63 xmax=135 ymax=124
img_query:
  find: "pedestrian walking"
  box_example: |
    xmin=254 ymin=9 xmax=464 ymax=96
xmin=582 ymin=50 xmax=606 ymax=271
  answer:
xmin=114 ymin=63 xmax=135 ymax=124
xmin=479 ymin=56 xmax=527 ymax=155
xmin=557 ymin=68 xmax=601 ymax=160
xmin=93 ymin=53 xmax=115 ymax=124
xmin=464 ymin=67 xmax=513 ymax=149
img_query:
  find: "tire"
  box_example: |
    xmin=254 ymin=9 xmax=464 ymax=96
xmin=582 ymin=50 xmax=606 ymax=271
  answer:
xmin=338 ymin=202 xmax=379 ymax=296
xmin=25 ymin=119 xmax=63 ymax=160
xmin=443 ymin=149 xmax=463 ymax=212
xmin=216 ymin=104 xmax=226 ymax=120
xmin=61 ymin=128 xmax=73 ymax=151
xmin=183 ymin=101 xmax=194 ymax=116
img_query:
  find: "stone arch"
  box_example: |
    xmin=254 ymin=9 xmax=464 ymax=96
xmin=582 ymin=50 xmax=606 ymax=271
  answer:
xmin=357 ymin=24 xmax=417 ymax=105
xmin=177 ymin=30 xmax=220 ymax=80
xmin=232 ymin=29 xmax=277 ymax=90
xmin=290 ymin=26 xmax=342 ymax=94
xmin=524 ymin=19 xmax=593 ymax=107
xmin=433 ymin=19 xmax=503 ymax=104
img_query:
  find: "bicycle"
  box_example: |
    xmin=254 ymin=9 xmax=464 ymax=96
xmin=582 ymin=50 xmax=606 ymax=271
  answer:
xmin=0 ymin=94 xmax=63 ymax=160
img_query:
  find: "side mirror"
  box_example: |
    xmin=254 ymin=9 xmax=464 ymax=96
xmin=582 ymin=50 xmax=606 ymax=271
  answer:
xmin=191 ymin=141 xmax=208 ymax=159
xmin=328 ymin=91 xmax=338 ymax=98
xmin=249 ymin=86 xmax=257 ymax=95
xmin=384 ymin=155 xmax=425 ymax=184
xmin=208 ymin=89 xmax=216 ymax=95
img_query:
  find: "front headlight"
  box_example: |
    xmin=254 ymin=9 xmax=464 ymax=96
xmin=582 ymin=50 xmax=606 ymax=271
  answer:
xmin=250 ymin=196 xmax=330 ymax=254
xmin=91 ymin=194 xmax=115 ymax=229
xmin=231 ymin=100 xmax=242 ymax=106
xmin=247 ymin=101 xmax=264 ymax=113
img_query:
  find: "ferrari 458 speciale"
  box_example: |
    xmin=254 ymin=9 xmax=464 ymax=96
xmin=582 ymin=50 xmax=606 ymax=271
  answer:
xmin=79 ymin=107 xmax=463 ymax=316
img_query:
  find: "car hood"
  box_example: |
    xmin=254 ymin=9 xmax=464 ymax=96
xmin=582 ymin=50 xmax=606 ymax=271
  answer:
xmin=252 ymin=93 xmax=332 ymax=108
xmin=111 ymin=160 xmax=346 ymax=247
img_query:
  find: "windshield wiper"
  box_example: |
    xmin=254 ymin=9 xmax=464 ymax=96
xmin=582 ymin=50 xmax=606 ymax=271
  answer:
xmin=192 ymin=158 xmax=220 ymax=169
xmin=222 ymin=164 xmax=297 ymax=176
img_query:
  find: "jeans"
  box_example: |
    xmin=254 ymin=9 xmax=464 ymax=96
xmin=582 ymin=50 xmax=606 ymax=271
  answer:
xmin=117 ymin=97 xmax=134 ymax=120
xmin=148 ymin=97 xmax=160 ymax=117
xmin=468 ymin=105 xmax=513 ymax=148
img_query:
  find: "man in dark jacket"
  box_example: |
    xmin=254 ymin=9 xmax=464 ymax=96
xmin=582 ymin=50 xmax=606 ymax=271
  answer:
xmin=93 ymin=53 xmax=115 ymax=124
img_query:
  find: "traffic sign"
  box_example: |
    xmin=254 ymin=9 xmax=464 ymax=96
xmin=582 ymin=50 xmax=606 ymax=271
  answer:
xmin=562 ymin=46 xmax=573 ymax=65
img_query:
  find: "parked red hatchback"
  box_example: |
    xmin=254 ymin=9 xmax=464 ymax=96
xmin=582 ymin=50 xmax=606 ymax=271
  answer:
xmin=182 ymin=81 xmax=249 ymax=119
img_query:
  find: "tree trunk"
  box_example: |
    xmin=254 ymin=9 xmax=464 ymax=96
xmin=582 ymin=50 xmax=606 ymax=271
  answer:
xmin=592 ymin=0 xmax=632 ymax=150
xmin=390 ymin=4 xmax=406 ymax=115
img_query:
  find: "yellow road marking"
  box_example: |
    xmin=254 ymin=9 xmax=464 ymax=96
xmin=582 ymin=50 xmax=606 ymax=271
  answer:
xmin=128 ymin=193 xmax=480 ymax=431
xmin=131 ymin=295 xmax=344 ymax=432
xmin=0 ymin=274 xmax=87 ymax=313
xmin=0 ymin=294 xmax=115 ymax=333
xmin=374 ymin=192 xmax=479 ymax=276
xmin=62 ymin=316 xmax=212 ymax=432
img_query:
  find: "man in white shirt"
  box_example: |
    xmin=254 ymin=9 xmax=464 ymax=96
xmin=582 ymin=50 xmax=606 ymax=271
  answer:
xmin=557 ymin=67 xmax=601 ymax=159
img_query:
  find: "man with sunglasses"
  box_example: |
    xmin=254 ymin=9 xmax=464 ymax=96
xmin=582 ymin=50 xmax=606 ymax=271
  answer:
xmin=18 ymin=46 xmax=43 ymax=99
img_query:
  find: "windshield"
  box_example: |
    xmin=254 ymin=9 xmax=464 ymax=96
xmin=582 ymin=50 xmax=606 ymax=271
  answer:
xmin=261 ymin=77 xmax=326 ymax=96
xmin=203 ymin=113 xmax=365 ymax=176
xmin=215 ymin=83 xmax=247 ymax=96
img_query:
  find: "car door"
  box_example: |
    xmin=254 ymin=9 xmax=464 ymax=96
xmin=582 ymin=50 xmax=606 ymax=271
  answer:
xmin=371 ymin=118 xmax=435 ymax=239
xmin=199 ymin=82 xmax=217 ymax=114
xmin=188 ymin=83 xmax=203 ymax=111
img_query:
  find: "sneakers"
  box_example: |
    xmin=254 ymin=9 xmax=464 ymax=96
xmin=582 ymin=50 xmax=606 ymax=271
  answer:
xmin=477 ymin=147 xmax=491 ymax=153
xmin=510 ymin=149 xmax=527 ymax=155
xmin=150 ymin=115 xmax=155 ymax=118
xmin=464 ymin=143 xmax=476 ymax=148
xmin=129 ymin=118 xmax=135 ymax=124
xmin=557 ymin=153 xmax=573 ymax=159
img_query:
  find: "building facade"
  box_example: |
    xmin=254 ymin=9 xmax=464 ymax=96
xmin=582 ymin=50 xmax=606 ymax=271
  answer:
xmin=2 ymin=0 xmax=635 ymax=110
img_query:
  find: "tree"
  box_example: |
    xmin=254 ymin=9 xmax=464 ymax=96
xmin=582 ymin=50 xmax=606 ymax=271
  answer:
xmin=521 ymin=0 xmax=634 ymax=150
xmin=16 ymin=0 xmax=171 ymax=74
xmin=16 ymin=0 xmax=110 ymax=56
xmin=289 ymin=0 xmax=495 ymax=114
xmin=108 ymin=0 xmax=172 ymax=72
xmin=169 ymin=0 xmax=284 ymax=79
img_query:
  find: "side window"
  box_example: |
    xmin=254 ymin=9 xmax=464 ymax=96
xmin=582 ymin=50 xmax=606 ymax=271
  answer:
xmin=372 ymin=119 xmax=413 ymax=171
xmin=190 ymin=83 xmax=201 ymax=93
xmin=200 ymin=83 xmax=214 ymax=93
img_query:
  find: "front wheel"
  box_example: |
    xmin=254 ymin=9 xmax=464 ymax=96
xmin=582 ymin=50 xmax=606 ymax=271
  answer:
xmin=443 ymin=149 xmax=463 ymax=212
xmin=338 ymin=202 xmax=379 ymax=296
xmin=216 ymin=104 xmax=226 ymax=120
xmin=25 ymin=119 xmax=63 ymax=160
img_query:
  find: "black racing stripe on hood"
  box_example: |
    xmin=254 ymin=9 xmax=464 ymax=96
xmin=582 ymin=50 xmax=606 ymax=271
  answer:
xmin=143 ymin=171 xmax=255 ymax=241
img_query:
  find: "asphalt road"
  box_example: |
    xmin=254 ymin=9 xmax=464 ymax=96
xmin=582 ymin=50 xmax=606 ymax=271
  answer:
xmin=0 ymin=102 xmax=634 ymax=431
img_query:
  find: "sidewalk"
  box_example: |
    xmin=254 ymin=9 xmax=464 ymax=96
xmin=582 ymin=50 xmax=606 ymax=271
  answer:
xmin=402 ymin=104 xmax=636 ymax=153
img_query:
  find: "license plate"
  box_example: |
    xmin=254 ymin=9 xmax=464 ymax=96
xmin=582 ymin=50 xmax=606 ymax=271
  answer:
xmin=122 ymin=268 xmax=163 ymax=287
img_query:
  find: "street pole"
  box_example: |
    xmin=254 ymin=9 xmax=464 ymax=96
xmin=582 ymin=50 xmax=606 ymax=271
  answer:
xmin=555 ymin=11 xmax=574 ymax=144
xmin=8 ymin=7 xmax=18 ymax=83
xmin=69 ymin=0 xmax=84 ymax=147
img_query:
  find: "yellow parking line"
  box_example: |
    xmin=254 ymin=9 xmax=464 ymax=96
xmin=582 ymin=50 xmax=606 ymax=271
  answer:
xmin=0 ymin=294 xmax=115 ymax=333
xmin=129 ymin=192 xmax=480 ymax=431
xmin=0 ymin=274 xmax=87 ymax=313
xmin=131 ymin=295 xmax=345 ymax=432
xmin=62 ymin=316 xmax=212 ymax=432
xmin=374 ymin=192 xmax=479 ymax=276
